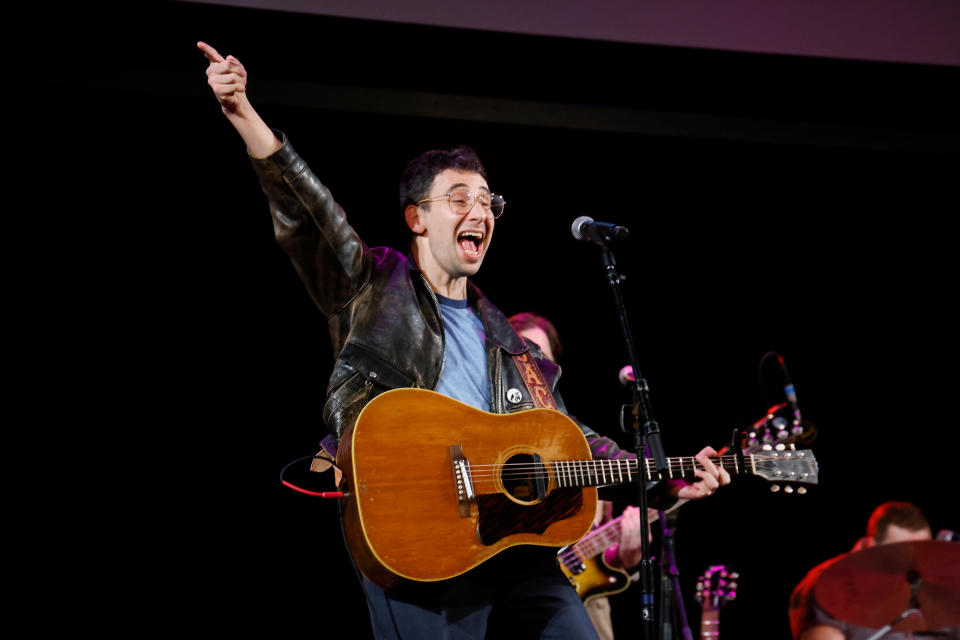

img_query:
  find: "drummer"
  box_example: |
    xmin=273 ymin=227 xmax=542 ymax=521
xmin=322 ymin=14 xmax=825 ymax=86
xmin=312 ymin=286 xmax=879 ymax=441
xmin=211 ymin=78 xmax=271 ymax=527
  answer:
xmin=788 ymin=501 xmax=945 ymax=639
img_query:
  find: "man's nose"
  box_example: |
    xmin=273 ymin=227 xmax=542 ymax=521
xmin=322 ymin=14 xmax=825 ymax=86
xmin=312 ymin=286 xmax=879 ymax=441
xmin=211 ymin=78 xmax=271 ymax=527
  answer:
xmin=464 ymin=198 xmax=486 ymax=219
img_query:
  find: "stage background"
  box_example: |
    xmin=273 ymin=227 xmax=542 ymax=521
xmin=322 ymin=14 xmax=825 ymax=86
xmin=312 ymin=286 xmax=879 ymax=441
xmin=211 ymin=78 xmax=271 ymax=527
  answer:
xmin=35 ymin=1 xmax=958 ymax=636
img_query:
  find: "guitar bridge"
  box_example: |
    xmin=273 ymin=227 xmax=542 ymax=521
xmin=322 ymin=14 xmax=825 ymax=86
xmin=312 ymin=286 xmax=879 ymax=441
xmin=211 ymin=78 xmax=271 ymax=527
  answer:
xmin=450 ymin=445 xmax=475 ymax=518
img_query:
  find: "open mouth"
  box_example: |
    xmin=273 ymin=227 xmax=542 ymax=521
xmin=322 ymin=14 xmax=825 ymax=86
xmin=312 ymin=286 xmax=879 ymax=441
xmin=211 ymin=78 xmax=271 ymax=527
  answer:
xmin=457 ymin=230 xmax=484 ymax=258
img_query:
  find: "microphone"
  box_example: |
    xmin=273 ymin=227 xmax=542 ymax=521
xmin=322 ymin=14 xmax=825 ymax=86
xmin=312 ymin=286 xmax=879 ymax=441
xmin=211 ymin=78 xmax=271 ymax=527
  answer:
xmin=571 ymin=216 xmax=630 ymax=244
xmin=776 ymin=354 xmax=802 ymax=424
xmin=619 ymin=365 xmax=635 ymax=386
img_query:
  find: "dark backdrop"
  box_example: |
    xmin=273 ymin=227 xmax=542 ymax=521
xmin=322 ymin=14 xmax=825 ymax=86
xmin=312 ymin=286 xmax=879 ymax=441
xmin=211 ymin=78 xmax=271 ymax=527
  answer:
xmin=37 ymin=2 xmax=958 ymax=637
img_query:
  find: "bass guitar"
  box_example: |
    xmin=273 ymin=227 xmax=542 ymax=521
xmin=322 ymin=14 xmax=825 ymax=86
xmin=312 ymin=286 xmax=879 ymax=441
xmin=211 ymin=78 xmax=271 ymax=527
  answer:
xmin=336 ymin=388 xmax=818 ymax=593
xmin=557 ymin=506 xmax=665 ymax=603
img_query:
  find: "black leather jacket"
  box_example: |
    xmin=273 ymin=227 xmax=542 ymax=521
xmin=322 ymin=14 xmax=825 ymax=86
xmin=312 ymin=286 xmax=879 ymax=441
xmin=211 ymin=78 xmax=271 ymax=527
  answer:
xmin=250 ymin=132 xmax=634 ymax=465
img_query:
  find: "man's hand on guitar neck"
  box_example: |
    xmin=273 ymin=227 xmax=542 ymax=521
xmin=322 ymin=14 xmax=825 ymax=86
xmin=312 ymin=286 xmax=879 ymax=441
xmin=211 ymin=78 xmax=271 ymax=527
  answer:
xmin=666 ymin=446 xmax=731 ymax=500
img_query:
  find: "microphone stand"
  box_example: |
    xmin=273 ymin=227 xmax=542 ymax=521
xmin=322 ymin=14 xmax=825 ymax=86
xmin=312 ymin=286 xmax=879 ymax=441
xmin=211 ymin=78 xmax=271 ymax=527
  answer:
xmin=863 ymin=572 xmax=923 ymax=640
xmin=657 ymin=509 xmax=694 ymax=640
xmin=598 ymin=243 xmax=668 ymax=639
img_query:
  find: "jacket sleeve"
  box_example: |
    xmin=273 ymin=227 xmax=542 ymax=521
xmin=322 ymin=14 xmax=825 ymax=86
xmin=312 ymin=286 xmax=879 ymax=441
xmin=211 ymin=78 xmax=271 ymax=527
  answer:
xmin=248 ymin=130 xmax=371 ymax=316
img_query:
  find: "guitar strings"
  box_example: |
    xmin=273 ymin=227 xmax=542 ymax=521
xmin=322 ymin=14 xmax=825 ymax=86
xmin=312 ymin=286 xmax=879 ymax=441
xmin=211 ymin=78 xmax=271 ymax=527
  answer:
xmin=355 ymin=454 xmax=814 ymax=486
xmin=461 ymin=455 xmax=748 ymax=481
xmin=557 ymin=520 xmax=630 ymax=564
xmin=464 ymin=454 xmax=744 ymax=469
xmin=556 ymin=510 xmax=670 ymax=564
xmin=463 ymin=454 xmax=803 ymax=472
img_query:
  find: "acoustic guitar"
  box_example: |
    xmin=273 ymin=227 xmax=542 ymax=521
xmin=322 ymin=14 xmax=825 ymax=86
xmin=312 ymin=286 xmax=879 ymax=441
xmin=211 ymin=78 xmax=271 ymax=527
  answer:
xmin=336 ymin=388 xmax=818 ymax=593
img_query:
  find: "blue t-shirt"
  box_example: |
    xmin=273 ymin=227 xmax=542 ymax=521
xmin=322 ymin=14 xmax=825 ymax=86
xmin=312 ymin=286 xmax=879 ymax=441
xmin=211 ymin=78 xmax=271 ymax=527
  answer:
xmin=434 ymin=294 xmax=491 ymax=412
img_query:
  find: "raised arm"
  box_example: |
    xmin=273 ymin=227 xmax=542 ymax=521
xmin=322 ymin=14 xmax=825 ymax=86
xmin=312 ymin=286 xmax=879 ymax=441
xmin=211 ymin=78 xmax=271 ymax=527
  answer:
xmin=197 ymin=41 xmax=281 ymax=158
xmin=197 ymin=41 xmax=372 ymax=318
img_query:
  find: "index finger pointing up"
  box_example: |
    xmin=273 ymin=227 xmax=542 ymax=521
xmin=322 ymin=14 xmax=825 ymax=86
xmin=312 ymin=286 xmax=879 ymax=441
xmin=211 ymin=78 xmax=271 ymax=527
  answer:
xmin=197 ymin=41 xmax=224 ymax=63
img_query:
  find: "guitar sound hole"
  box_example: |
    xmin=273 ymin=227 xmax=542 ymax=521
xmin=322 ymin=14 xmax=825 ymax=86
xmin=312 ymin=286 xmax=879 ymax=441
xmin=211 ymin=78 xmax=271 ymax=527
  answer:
xmin=502 ymin=453 xmax=547 ymax=502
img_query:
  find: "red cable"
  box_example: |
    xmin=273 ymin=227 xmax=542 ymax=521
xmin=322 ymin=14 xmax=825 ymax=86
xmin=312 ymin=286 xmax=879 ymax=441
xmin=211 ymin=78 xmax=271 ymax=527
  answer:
xmin=281 ymin=480 xmax=344 ymax=498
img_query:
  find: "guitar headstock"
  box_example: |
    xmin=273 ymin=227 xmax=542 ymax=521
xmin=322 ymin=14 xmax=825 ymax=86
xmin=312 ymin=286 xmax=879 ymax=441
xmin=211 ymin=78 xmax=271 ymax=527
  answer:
xmin=696 ymin=564 xmax=738 ymax=613
xmin=740 ymin=402 xmax=817 ymax=454
xmin=748 ymin=447 xmax=818 ymax=493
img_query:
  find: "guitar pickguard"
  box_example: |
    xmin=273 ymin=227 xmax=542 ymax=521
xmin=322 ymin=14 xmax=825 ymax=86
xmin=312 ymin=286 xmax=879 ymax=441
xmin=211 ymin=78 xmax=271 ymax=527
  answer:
xmin=477 ymin=488 xmax=583 ymax=545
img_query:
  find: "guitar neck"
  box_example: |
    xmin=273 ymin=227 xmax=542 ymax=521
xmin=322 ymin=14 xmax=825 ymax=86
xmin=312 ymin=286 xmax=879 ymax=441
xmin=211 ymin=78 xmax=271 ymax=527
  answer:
xmin=568 ymin=508 xmax=664 ymax=560
xmin=700 ymin=610 xmax=720 ymax=639
xmin=553 ymin=454 xmax=742 ymax=489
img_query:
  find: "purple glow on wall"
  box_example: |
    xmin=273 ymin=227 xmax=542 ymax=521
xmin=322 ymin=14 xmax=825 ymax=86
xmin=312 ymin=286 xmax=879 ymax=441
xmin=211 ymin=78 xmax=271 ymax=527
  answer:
xmin=181 ymin=0 xmax=960 ymax=67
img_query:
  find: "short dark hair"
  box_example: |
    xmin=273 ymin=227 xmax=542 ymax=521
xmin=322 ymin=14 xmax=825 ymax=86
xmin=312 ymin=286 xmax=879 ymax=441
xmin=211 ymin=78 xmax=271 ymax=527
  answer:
xmin=399 ymin=146 xmax=488 ymax=209
xmin=867 ymin=501 xmax=930 ymax=542
xmin=508 ymin=312 xmax=563 ymax=362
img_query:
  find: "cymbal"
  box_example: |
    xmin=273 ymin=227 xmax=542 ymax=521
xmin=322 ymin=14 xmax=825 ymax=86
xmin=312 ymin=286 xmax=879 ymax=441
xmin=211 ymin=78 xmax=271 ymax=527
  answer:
xmin=815 ymin=540 xmax=960 ymax=632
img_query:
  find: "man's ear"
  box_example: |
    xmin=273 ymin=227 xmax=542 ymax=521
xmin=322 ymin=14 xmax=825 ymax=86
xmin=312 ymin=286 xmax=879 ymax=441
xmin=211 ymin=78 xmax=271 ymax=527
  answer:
xmin=405 ymin=204 xmax=426 ymax=234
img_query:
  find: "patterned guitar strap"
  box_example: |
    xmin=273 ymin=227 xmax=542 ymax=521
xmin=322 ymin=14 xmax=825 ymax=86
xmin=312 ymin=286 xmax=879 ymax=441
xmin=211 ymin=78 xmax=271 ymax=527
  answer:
xmin=511 ymin=351 xmax=559 ymax=410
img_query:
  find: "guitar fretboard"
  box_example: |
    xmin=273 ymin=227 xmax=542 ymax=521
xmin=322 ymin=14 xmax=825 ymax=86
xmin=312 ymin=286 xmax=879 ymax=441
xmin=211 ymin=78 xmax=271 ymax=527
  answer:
xmin=557 ymin=509 xmax=661 ymax=567
xmin=552 ymin=454 xmax=742 ymax=489
xmin=701 ymin=611 xmax=720 ymax=639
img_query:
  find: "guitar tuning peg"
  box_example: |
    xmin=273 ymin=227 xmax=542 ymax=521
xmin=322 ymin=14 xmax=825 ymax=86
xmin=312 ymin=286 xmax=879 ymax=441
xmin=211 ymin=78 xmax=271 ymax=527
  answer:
xmin=729 ymin=572 xmax=740 ymax=580
xmin=784 ymin=485 xmax=794 ymax=493
xmin=770 ymin=484 xmax=780 ymax=492
xmin=797 ymin=487 xmax=807 ymax=495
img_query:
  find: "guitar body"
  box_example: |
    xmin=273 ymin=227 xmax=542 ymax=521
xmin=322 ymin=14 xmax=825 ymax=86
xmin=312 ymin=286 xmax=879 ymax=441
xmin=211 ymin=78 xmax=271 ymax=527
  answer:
xmin=337 ymin=388 xmax=598 ymax=592
xmin=560 ymin=553 xmax=631 ymax=603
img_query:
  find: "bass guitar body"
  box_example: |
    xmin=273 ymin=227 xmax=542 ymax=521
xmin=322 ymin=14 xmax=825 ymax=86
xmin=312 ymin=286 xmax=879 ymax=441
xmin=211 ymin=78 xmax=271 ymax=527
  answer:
xmin=560 ymin=552 xmax=632 ymax=603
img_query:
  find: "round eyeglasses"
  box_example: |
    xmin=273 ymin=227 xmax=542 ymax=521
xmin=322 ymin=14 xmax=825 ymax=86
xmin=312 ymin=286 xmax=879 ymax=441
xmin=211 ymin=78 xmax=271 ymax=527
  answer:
xmin=417 ymin=188 xmax=506 ymax=219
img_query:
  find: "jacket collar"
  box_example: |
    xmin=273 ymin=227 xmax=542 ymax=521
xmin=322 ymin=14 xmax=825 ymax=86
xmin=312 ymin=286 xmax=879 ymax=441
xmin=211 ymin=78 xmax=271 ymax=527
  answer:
xmin=468 ymin=281 xmax=528 ymax=355
xmin=406 ymin=256 xmax=528 ymax=355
